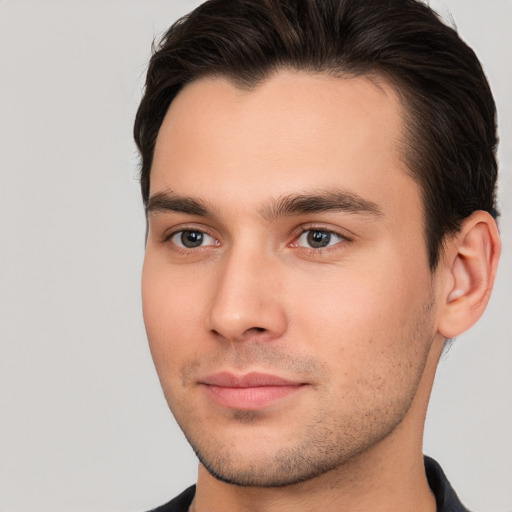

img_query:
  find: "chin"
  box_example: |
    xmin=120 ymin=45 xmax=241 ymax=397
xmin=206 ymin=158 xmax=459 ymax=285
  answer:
xmin=184 ymin=420 xmax=383 ymax=488
xmin=194 ymin=446 xmax=341 ymax=488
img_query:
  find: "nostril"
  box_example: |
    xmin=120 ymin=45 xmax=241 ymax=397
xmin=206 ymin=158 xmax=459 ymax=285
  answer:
xmin=210 ymin=326 xmax=267 ymax=340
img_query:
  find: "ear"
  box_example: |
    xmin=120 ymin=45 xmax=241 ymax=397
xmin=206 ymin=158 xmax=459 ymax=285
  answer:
xmin=437 ymin=211 xmax=501 ymax=339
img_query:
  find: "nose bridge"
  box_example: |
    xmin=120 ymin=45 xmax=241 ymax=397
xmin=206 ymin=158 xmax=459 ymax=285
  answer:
xmin=206 ymin=240 xmax=286 ymax=341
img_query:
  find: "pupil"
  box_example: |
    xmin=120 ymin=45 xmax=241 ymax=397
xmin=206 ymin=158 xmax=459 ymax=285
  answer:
xmin=307 ymin=230 xmax=330 ymax=248
xmin=181 ymin=231 xmax=203 ymax=248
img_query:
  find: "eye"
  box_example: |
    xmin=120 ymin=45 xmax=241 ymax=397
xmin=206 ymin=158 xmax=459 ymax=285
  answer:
xmin=295 ymin=229 xmax=345 ymax=249
xmin=170 ymin=230 xmax=217 ymax=249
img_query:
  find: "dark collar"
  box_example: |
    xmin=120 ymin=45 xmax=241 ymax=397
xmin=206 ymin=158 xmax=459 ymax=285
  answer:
xmin=425 ymin=456 xmax=471 ymax=512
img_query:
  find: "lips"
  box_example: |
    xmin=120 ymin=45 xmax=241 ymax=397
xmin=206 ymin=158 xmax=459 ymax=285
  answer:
xmin=200 ymin=372 xmax=306 ymax=410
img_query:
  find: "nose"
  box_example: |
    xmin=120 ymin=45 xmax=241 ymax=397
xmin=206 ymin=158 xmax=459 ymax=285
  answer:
xmin=206 ymin=246 xmax=288 ymax=343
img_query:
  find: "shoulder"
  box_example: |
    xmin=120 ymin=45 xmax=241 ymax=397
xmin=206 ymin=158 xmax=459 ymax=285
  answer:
xmin=145 ymin=485 xmax=196 ymax=512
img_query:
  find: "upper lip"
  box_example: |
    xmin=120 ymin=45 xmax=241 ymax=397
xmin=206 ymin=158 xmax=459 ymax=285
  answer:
xmin=201 ymin=372 xmax=303 ymax=388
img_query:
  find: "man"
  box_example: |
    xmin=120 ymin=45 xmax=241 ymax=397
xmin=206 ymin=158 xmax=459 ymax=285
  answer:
xmin=134 ymin=0 xmax=501 ymax=510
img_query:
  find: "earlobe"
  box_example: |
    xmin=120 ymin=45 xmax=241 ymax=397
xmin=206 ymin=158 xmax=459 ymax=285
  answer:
xmin=437 ymin=211 xmax=501 ymax=339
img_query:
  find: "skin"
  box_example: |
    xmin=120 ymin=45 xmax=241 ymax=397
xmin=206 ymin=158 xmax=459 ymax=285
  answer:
xmin=142 ymin=70 xmax=500 ymax=512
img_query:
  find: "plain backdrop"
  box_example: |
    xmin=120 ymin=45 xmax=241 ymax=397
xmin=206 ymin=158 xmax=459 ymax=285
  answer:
xmin=0 ymin=1 xmax=510 ymax=511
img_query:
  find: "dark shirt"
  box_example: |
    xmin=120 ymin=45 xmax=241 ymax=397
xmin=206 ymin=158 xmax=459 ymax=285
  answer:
xmin=148 ymin=456 xmax=470 ymax=512
xmin=425 ymin=457 xmax=471 ymax=512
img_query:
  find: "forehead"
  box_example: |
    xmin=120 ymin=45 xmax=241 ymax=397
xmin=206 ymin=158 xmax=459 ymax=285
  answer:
xmin=151 ymin=70 xmax=419 ymax=221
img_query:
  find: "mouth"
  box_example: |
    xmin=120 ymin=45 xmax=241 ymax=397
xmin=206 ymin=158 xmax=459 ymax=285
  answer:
xmin=199 ymin=372 xmax=307 ymax=410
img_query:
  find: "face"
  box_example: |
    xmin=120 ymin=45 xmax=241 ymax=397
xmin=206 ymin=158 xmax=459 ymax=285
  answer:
xmin=142 ymin=71 xmax=440 ymax=487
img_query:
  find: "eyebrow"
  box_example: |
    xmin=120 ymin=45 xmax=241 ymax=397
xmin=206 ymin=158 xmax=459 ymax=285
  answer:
xmin=146 ymin=191 xmax=213 ymax=217
xmin=146 ymin=189 xmax=383 ymax=220
xmin=261 ymin=190 xmax=383 ymax=219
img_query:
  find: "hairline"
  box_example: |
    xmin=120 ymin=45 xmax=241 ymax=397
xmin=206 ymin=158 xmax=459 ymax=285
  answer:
xmin=148 ymin=65 xmax=440 ymax=268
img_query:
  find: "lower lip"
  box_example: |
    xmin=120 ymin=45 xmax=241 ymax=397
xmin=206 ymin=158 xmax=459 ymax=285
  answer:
xmin=203 ymin=384 xmax=304 ymax=410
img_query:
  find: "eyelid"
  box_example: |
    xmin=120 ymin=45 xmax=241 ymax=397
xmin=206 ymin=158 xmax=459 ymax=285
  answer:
xmin=293 ymin=224 xmax=352 ymax=241
xmin=161 ymin=224 xmax=220 ymax=246
xmin=171 ymin=230 xmax=217 ymax=249
xmin=289 ymin=224 xmax=353 ymax=252
xmin=158 ymin=222 xmax=351 ymax=254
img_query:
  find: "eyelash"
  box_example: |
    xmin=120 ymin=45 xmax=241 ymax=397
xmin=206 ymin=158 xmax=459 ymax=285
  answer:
xmin=161 ymin=225 xmax=351 ymax=255
xmin=162 ymin=225 xmax=219 ymax=253
xmin=291 ymin=226 xmax=352 ymax=254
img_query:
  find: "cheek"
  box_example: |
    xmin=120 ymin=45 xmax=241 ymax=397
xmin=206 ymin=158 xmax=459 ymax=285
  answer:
xmin=289 ymin=257 xmax=432 ymax=371
xmin=289 ymin=273 xmax=434 ymax=421
xmin=141 ymin=257 xmax=208 ymax=374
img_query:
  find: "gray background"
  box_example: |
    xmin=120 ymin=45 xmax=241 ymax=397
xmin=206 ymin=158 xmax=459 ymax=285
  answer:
xmin=0 ymin=1 xmax=510 ymax=511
